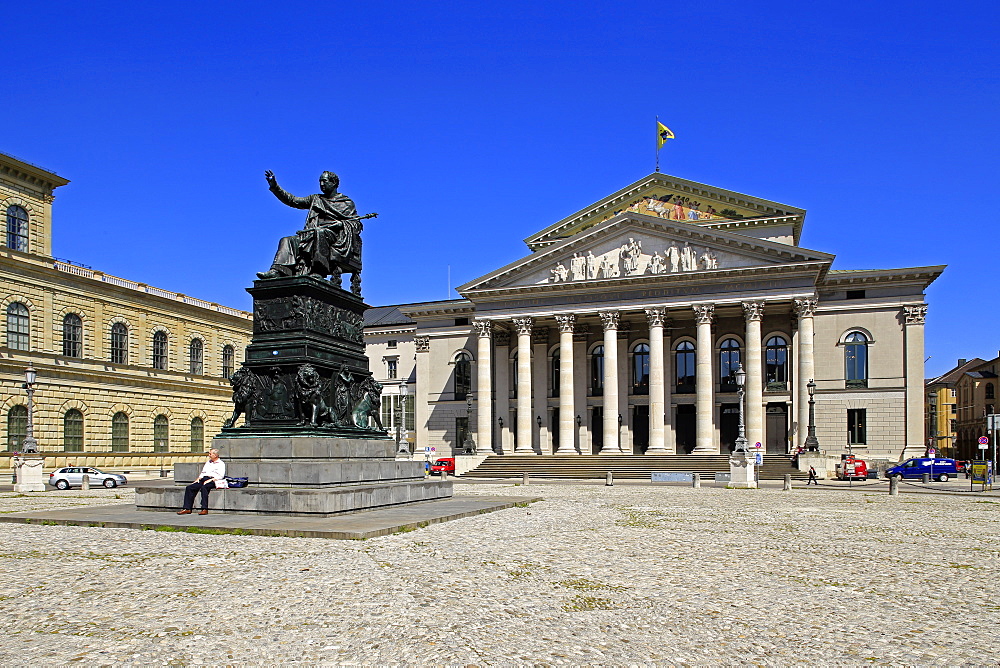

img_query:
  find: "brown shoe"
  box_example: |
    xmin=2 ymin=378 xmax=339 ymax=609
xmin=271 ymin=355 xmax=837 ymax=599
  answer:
xmin=198 ymin=509 xmax=209 ymax=515
xmin=177 ymin=509 xmax=192 ymax=515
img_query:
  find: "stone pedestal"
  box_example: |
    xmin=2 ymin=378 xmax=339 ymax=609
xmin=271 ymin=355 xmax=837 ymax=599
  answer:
xmin=13 ymin=456 xmax=46 ymax=492
xmin=135 ymin=435 xmax=452 ymax=517
xmin=728 ymin=450 xmax=757 ymax=489
xmin=798 ymin=451 xmax=830 ymax=479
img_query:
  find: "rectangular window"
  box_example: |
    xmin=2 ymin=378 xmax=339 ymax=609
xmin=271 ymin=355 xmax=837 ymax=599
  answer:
xmin=387 ymin=340 xmax=397 ymax=349
xmin=387 ymin=359 xmax=398 ymax=379
xmin=8 ymin=407 xmax=27 ymax=450
xmin=845 ymin=290 xmax=866 ymax=300
xmin=848 ymin=409 xmax=867 ymax=444
xmin=456 ymin=417 xmax=470 ymax=451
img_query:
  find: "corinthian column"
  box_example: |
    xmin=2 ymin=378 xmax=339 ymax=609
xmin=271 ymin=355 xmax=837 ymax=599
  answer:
xmin=555 ymin=314 xmax=577 ymax=454
xmin=600 ymin=310 xmax=622 ymax=453
xmin=794 ymin=298 xmax=817 ymax=448
xmin=693 ymin=303 xmax=716 ymax=453
xmin=512 ymin=317 xmax=534 ymax=453
xmin=473 ymin=319 xmax=494 ymax=455
xmin=645 ymin=307 xmax=667 ymax=453
xmin=743 ymin=301 xmax=765 ymax=451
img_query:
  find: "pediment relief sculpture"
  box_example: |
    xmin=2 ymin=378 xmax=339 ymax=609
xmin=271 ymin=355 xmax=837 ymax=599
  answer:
xmin=547 ymin=237 xmax=721 ymax=284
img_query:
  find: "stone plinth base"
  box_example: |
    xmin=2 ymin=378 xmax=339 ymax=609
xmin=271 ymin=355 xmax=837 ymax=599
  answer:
xmin=135 ymin=435 xmax=452 ymax=516
xmin=13 ymin=456 xmax=46 ymax=492
xmin=728 ymin=451 xmax=757 ymax=489
xmin=798 ymin=451 xmax=830 ymax=479
xmin=136 ymin=480 xmax=452 ymax=517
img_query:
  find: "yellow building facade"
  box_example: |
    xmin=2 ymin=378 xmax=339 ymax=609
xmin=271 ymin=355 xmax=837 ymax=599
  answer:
xmin=1 ymin=153 xmax=253 ymax=471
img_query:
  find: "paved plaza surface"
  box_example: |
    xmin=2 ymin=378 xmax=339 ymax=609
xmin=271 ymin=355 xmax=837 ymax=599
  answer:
xmin=0 ymin=481 xmax=998 ymax=666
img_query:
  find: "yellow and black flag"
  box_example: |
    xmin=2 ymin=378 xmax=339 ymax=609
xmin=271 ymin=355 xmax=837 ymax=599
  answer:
xmin=657 ymin=121 xmax=675 ymax=149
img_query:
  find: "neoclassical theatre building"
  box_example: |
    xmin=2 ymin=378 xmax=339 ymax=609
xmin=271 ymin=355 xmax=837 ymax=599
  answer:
xmin=399 ymin=173 xmax=942 ymax=461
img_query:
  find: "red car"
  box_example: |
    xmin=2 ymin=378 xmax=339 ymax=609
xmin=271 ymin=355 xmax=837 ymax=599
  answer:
xmin=429 ymin=458 xmax=456 ymax=476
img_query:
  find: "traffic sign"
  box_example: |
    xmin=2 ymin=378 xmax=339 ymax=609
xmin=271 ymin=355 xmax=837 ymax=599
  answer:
xmin=755 ymin=442 xmax=762 ymax=449
xmin=979 ymin=436 xmax=989 ymax=445
xmin=979 ymin=444 xmax=989 ymax=450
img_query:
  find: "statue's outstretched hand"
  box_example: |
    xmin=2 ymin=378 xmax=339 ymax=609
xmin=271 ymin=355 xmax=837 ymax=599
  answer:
xmin=264 ymin=170 xmax=277 ymax=187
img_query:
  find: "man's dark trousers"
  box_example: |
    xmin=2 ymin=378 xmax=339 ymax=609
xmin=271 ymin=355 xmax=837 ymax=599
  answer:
xmin=183 ymin=477 xmax=217 ymax=510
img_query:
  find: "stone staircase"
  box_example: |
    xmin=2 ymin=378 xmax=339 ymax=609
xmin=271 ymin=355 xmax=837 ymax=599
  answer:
xmin=462 ymin=454 xmax=807 ymax=481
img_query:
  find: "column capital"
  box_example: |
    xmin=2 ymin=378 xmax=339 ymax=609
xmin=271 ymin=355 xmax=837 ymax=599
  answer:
xmin=742 ymin=301 xmax=765 ymax=322
xmin=599 ymin=310 xmax=620 ymax=331
xmin=512 ymin=317 xmax=533 ymax=336
xmin=414 ymin=335 xmax=430 ymax=353
xmin=793 ymin=297 xmax=818 ymax=318
xmin=645 ymin=306 xmax=667 ymax=327
xmin=555 ymin=314 xmax=576 ymax=333
xmin=692 ymin=303 xmax=715 ymax=325
xmin=473 ymin=319 xmax=492 ymax=338
xmin=904 ymin=304 xmax=927 ymax=325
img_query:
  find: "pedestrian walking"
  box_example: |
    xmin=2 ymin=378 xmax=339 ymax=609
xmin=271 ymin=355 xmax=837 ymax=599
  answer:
xmin=807 ymin=465 xmax=818 ymax=485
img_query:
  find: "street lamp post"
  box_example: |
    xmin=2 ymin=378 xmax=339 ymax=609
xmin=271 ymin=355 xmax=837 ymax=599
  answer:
xmin=464 ymin=394 xmax=475 ymax=454
xmin=396 ymin=382 xmax=410 ymax=456
xmin=21 ymin=363 xmax=38 ymax=454
xmin=804 ymin=379 xmax=820 ymax=452
xmin=734 ymin=363 xmax=748 ymax=451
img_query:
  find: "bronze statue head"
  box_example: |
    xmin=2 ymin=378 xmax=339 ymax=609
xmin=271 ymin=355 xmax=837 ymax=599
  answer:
xmin=319 ymin=171 xmax=340 ymax=194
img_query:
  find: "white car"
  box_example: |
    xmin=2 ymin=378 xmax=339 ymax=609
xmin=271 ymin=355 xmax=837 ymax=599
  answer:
xmin=48 ymin=467 xmax=127 ymax=490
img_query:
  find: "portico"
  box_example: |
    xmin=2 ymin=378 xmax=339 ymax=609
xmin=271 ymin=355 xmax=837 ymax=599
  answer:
xmin=398 ymin=172 xmax=941 ymax=462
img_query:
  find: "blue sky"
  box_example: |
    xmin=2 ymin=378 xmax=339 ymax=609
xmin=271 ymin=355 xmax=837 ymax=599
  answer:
xmin=5 ymin=1 xmax=997 ymax=378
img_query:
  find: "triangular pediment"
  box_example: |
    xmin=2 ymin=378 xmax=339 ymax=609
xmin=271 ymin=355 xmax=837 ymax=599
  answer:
xmin=459 ymin=213 xmax=832 ymax=295
xmin=524 ymin=172 xmax=807 ymax=250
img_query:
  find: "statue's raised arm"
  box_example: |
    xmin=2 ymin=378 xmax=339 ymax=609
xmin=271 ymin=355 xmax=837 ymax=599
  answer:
xmin=256 ymin=170 xmax=377 ymax=296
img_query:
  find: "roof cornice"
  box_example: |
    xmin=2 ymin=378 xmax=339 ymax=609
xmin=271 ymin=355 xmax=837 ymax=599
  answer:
xmin=821 ymin=266 xmax=945 ymax=289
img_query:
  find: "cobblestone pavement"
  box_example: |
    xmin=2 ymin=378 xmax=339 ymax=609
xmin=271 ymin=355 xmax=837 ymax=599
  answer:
xmin=1 ymin=484 xmax=998 ymax=666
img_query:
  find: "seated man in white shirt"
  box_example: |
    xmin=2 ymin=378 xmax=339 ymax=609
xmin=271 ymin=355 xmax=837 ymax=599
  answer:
xmin=177 ymin=449 xmax=226 ymax=515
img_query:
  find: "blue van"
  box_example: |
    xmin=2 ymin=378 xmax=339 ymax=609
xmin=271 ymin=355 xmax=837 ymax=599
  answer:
xmin=885 ymin=458 xmax=959 ymax=482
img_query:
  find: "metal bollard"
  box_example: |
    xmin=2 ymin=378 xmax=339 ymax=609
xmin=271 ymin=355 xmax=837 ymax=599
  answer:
xmin=889 ymin=476 xmax=899 ymax=496
xmin=692 ymin=472 xmax=700 ymax=488
xmin=783 ymin=474 xmax=792 ymax=491
xmin=605 ymin=471 xmax=613 ymax=486
xmin=922 ymin=473 xmax=930 ymax=484
xmin=522 ymin=472 xmax=529 ymax=486
xmin=81 ymin=474 xmax=90 ymax=491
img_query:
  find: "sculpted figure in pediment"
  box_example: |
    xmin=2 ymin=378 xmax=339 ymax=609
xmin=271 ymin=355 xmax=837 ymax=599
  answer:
xmin=550 ymin=262 xmax=569 ymax=283
xmin=666 ymin=244 xmax=680 ymax=273
xmin=681 ymin=242 xmax=696 ymax=272
xmin=621 ymin=237 xmax=642 ymax=275
xmin=700 ymin=248 xmax=718 ymax=270
xmin=586 ymin=251 xmax=598 ymax=279
xmin=649 ymin=251 xmax=665 ymax=275
xmin=570 ymin=253 xmax=586 ymax=281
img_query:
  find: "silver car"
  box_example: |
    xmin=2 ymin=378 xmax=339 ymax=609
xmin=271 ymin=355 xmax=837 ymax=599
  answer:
xmin=48 ymin=467 xmax=127 ymax=490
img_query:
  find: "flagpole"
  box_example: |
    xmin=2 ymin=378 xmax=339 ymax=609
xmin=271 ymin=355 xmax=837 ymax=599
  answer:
xmin=655 ymin=115 xmax=660 ymax=173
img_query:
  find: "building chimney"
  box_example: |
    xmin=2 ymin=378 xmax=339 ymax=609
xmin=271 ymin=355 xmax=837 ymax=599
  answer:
xmin=958 ymin=359 xmax=967 ymax=367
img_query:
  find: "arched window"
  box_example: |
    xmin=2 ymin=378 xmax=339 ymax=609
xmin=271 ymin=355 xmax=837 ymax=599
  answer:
xmin=189 ymin=338 xmax=204 ymax=375
xmin=111 ymin=412 xmax=129 ymax=452
xmin=765 ymin=336 xmax=788 ymax=390
xmin=987 ymin=383 xmax=995 ymax=400
xmin=152 ymin=331 xmax=168 ymax=370
xmin=590 ymin=345 xmax=604 ymax=396
xmin=153 ymin=415 xmax=169 ymax=452
xmin=675 ymin=341 xmax=695 ymax=393
xmin=64 ymin=409 xmax=84 ymax=452
xmin=632 ymin=343 xmax=650 ymax=395
xmin=550 ymin=349 xmax=560 ymax=397
xmin=62 ymin=313 xmax=83 ymax=357
xmin=190 ymin=417 xmax=204 ymax=453
xmin=719 ymin=338 xmax=741 ymax=392
xmin=222 ymin=345 xmax=235 ymax=379
xmin=110 ymin=322 xmax=128 ymax=365
xmin=844 ymin=331 xmax=869 ymax=388
xmin=5 ymin=205 xmax=28 ymax=252
xmin=6 ymin=302 xmax=29 ymax=351
xmin=454 ymin=351 xmax=472 ymax=400
xmin=7 ymin=405 xmax=27 ymax=450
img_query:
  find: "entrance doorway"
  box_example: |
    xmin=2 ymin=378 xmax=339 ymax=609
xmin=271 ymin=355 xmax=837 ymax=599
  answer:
xmin=720 ymin=403 xmax=739 ymax=452
xmin=675 ymin=405 xmax=695 ymax=454
xmin=632 ymin=405 xmax=649 ymax=454
xmin=766 ymin=403 xmax=788 ymax=454
xmin=591 ymin=407 xmax=603 ymax=454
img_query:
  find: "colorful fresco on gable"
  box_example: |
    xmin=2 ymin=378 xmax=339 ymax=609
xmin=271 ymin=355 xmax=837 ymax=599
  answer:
xmin=597 ymin=195 xmax=744 ymax=225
